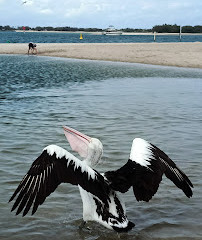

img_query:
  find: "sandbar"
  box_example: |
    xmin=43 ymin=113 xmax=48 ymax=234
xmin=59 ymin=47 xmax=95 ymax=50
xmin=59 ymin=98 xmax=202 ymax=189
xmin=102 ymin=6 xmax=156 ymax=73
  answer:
xmin=0 ymin=42 xmax=202 ymax=68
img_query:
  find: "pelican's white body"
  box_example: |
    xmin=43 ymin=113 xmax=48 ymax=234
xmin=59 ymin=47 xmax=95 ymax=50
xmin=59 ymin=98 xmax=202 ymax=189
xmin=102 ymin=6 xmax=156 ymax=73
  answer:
xmin=79 ymin=186 xmax=128 ymax=230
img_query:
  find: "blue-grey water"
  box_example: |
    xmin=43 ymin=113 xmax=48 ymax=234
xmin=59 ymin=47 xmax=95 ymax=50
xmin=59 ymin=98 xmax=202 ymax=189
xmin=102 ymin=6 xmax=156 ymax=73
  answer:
xmin=1 ymin=55 xmax=202 ymax=240
xmin=0 ymin=31 xmax=202 ymax=43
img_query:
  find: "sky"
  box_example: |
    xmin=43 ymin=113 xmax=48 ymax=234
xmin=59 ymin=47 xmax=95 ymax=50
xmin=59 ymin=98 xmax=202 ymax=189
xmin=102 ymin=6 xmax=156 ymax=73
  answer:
xmin=0 ymin=0 xmax=202 ymax=29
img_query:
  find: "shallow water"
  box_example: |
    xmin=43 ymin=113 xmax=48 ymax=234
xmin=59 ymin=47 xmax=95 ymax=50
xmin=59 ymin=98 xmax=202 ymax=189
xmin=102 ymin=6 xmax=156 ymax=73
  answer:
xmin=1 ymin=55 xmax=202 ymax=239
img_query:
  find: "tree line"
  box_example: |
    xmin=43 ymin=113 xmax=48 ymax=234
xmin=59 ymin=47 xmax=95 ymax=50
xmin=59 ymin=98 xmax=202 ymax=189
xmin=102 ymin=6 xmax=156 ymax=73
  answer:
xmin=0 ymin=25 xmax=103 ymax=32
xmin=1 ymin=24 xmax=202 ymax=33
xmin=152 ymin=24 xmax=202 ymax=33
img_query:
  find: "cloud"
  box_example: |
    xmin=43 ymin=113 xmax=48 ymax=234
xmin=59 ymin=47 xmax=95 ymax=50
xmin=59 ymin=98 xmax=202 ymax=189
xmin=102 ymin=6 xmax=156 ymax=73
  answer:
xmin=40 ymin=8 xmax=53 ymax=15
xmin=64 ymin=0 xmax=111 ymax=18
xmin=0 ymin=0 xmax=202 ymax=28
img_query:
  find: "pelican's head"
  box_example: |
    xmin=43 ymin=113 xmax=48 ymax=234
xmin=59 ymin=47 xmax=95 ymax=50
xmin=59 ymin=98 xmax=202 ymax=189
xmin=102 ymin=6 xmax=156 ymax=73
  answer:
xmin=63 ymin=126 xmax=103 ymax=167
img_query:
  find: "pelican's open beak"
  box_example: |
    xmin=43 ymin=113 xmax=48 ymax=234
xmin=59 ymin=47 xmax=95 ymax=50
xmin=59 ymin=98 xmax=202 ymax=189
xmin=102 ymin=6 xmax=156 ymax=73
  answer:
xmin=63 ymin=126 xmax=91 ymax=158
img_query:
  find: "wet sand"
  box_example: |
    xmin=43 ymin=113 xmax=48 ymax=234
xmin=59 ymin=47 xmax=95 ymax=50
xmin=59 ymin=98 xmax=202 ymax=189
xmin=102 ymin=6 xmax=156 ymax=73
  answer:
xmin=1 ymin=42 xmax=202 ymax=68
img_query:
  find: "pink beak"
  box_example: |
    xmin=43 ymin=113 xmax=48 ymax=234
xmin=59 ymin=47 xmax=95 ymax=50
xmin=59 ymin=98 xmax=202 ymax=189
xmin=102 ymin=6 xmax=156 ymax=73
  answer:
xmin=63 ymin=126 xmax=91 ymax=159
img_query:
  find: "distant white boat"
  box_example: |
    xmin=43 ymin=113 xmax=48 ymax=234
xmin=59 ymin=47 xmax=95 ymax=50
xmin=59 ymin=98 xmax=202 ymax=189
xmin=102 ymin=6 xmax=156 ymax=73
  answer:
xmin=102 ymin=25 xmax=122 ymax=35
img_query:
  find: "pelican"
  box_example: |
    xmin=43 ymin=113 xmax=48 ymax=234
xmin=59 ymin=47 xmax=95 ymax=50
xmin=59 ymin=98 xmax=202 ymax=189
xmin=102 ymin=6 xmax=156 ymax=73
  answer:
xmin=9 ymin=126 xmax=193 ymax=232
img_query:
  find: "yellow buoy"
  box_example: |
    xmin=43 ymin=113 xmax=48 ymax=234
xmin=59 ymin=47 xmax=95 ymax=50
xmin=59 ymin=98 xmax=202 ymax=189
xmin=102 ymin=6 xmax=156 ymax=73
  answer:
xmin=80 ymin=33 xmax=83 ymax=40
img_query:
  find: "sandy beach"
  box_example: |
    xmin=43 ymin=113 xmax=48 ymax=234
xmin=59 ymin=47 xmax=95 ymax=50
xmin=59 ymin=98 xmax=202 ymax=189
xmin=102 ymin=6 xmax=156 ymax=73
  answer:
xmin=1 ymin=42 xmax=202 ymax=68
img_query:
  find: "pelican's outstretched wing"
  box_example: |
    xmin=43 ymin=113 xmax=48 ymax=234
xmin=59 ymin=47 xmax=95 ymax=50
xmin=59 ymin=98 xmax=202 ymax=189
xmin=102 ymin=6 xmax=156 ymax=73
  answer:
xmin=9 ymin=145 xmax=110 ymax=216
xmin=105 ymin=138 xmax=193 ymax=202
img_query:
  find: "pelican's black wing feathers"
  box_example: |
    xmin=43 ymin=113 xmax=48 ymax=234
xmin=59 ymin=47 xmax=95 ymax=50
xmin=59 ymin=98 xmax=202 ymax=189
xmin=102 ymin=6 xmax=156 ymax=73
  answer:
xmin=105 ymin=138 xmax=193 ymax=202
xmin=9 ymin=145 xmax=110 ymax=216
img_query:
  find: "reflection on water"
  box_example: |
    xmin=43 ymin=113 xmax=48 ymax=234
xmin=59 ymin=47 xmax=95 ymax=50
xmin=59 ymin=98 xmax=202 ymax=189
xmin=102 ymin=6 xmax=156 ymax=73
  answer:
xmin=1 ymin=55 xmax=202 ymax=239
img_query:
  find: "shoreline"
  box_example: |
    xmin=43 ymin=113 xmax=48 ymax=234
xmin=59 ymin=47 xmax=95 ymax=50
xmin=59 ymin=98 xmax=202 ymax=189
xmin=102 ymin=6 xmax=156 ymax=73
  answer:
xmin=14 ymin=30 xmax=202 ymax=35
xmin=1 ymin=42 xmax=202 ymax=69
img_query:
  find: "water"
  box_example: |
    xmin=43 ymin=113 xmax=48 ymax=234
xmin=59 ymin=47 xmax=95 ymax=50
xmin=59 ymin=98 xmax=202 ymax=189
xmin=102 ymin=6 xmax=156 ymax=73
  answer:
xmin=1 ymin=55 xmax=202 ymax=240
xmin=0 ymin=31 xmax=202 ymax=43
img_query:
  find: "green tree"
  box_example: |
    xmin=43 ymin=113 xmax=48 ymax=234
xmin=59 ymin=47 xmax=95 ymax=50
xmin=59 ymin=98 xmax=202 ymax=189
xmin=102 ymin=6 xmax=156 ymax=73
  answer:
xmin=182 ymin=26 xmax=194 ymax=33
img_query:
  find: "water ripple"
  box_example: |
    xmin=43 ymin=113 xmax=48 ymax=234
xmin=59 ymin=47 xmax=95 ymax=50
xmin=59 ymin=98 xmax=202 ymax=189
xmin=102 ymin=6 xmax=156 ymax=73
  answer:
xmin=1 ymin=55 xmax=202 ymax=239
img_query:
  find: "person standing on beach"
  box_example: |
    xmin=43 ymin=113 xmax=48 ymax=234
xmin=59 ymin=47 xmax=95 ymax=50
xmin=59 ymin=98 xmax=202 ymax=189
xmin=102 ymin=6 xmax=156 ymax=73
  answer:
xmin=28 ymin=42 xmax=37 ymax=55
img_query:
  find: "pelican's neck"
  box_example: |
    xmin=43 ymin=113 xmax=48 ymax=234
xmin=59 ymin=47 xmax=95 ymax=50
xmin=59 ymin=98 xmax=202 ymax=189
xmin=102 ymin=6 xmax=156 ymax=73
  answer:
xmin=82 ymin=137 xmax=103 ymax=167
xmin=83 ymin=157 xmax=99 ymax=168
xmin=83 ymin=159 xmax=93 ymax=167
